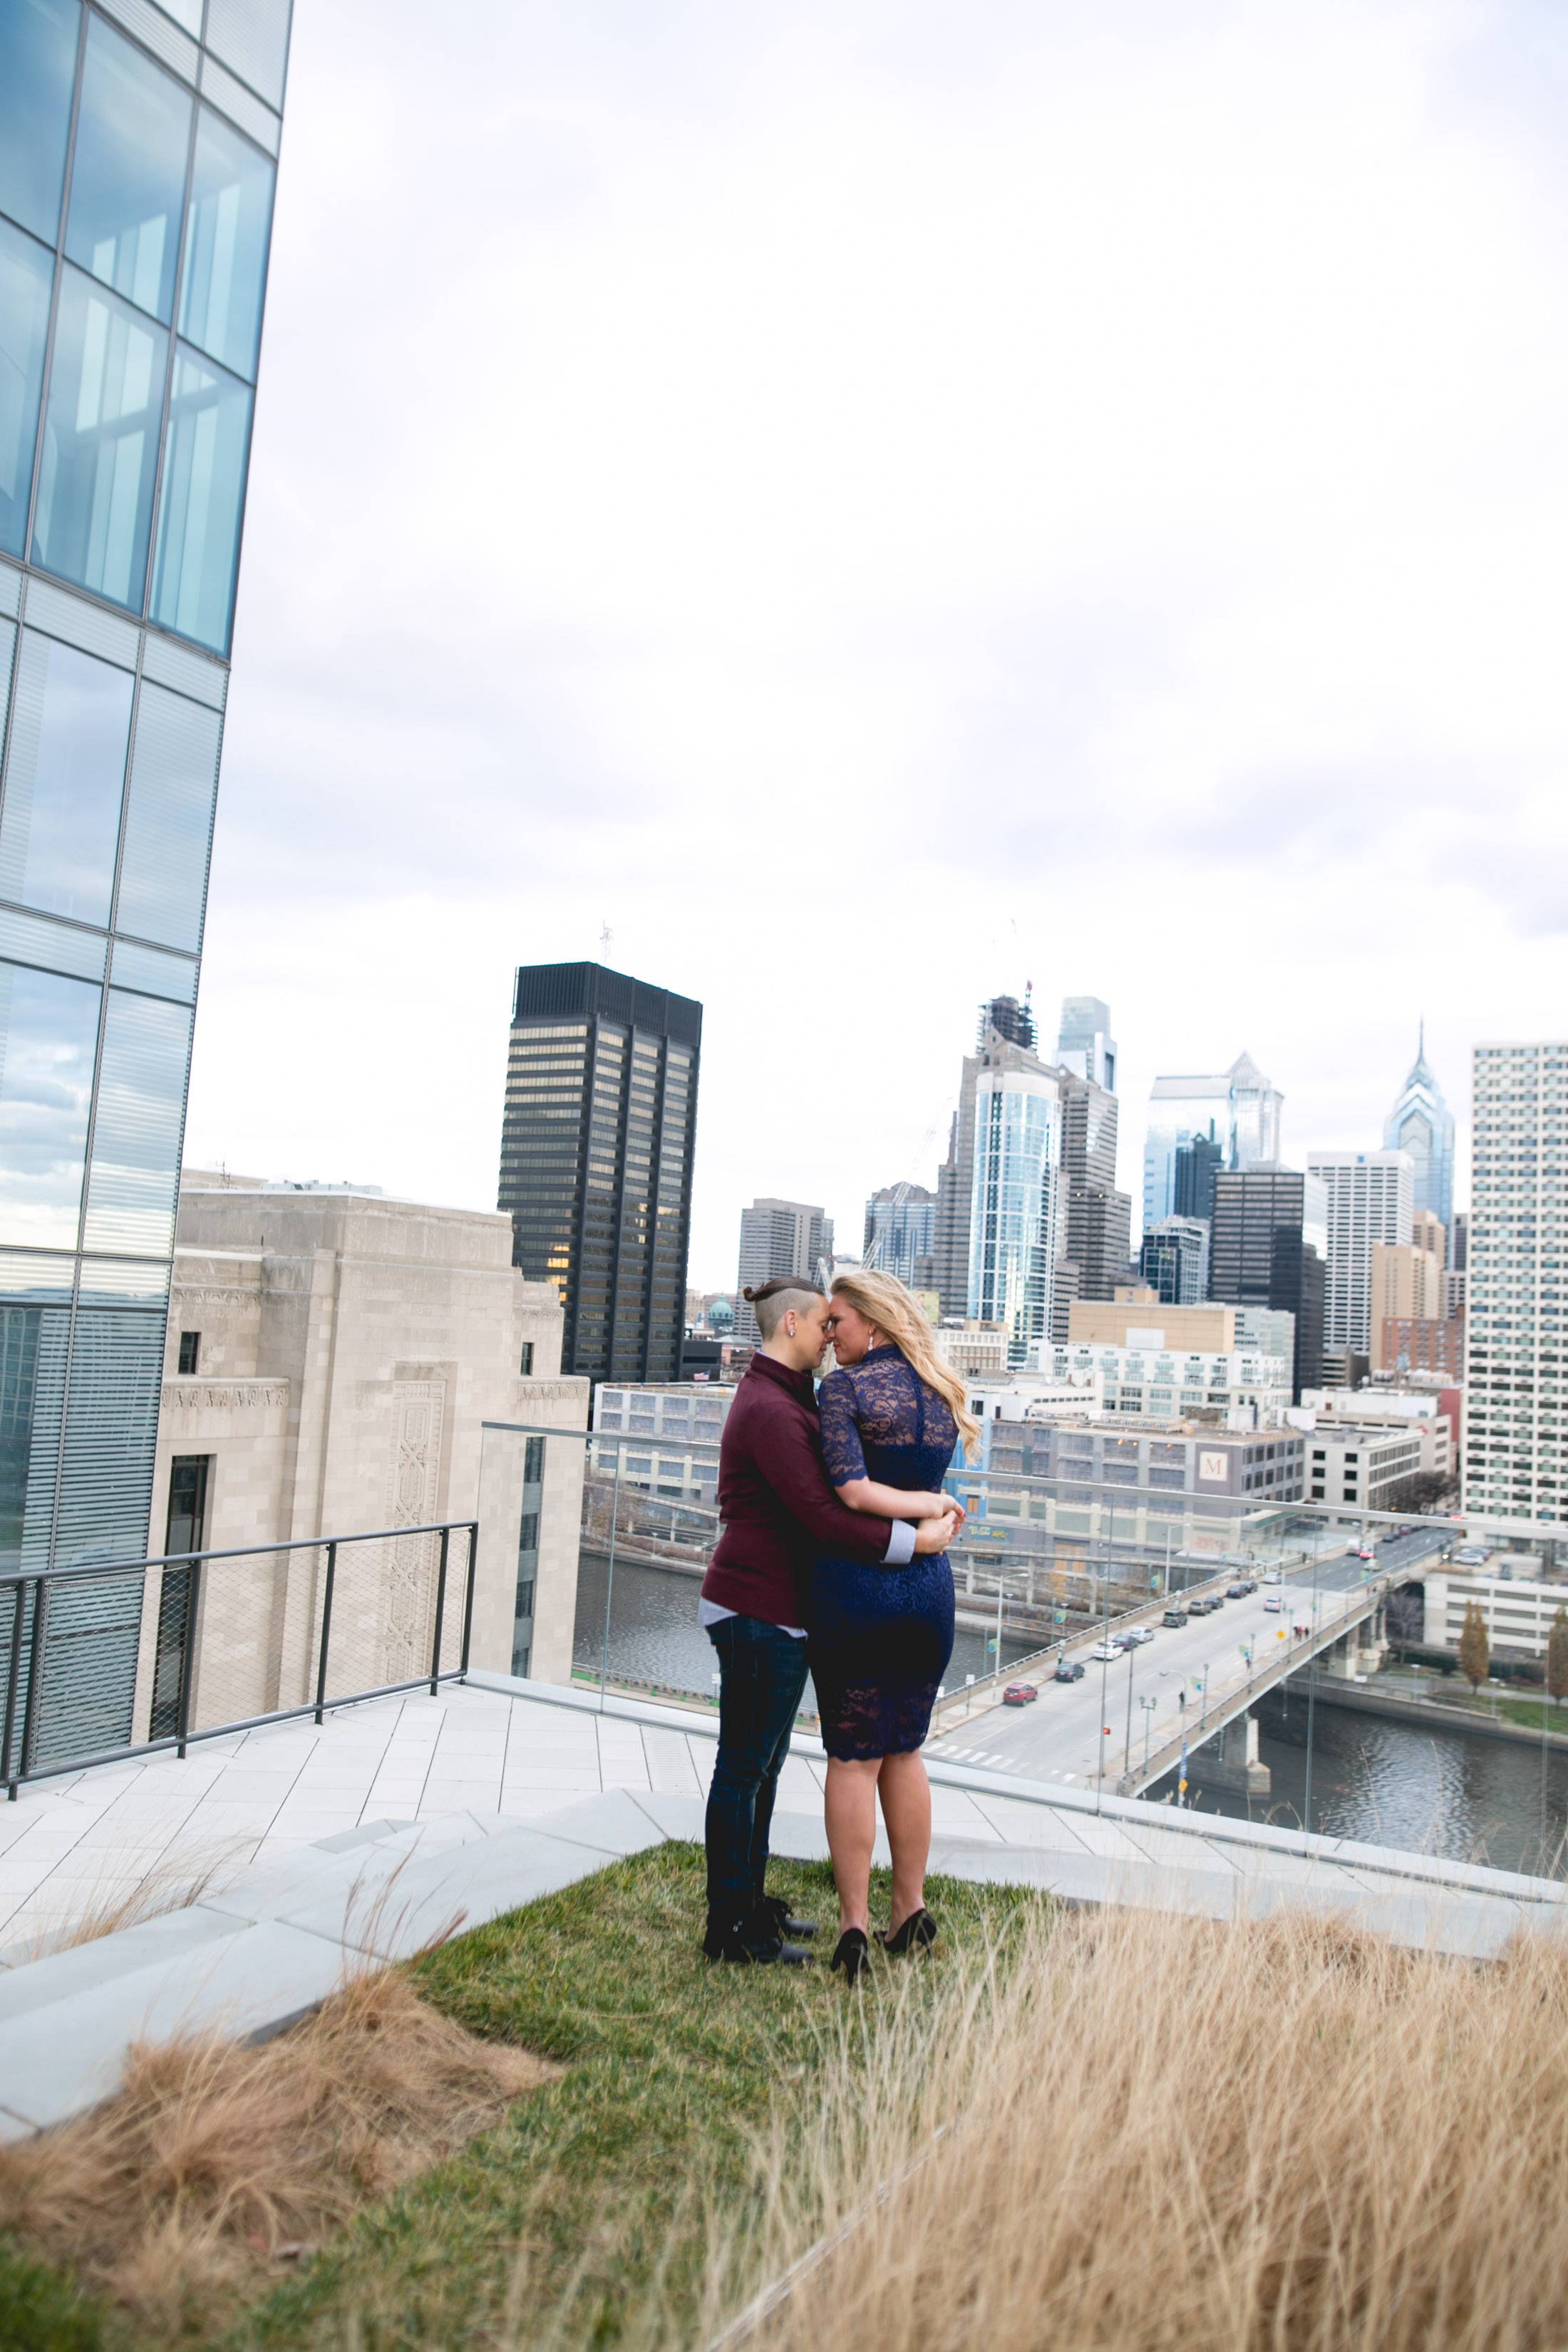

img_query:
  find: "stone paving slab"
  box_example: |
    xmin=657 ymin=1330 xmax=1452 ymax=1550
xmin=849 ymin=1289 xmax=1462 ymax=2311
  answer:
xmin=0 ymin=1917 xmax=352 ymax=2139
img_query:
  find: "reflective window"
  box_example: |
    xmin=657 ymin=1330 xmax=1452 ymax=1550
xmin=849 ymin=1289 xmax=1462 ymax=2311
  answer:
xmin=0 ymin=0 xmax=80 ymax=245
xmin=53 ymin=1306 xmax=163 ymax=1572
xmin=0 ymin=630 xmax=133 ymax=925
xmin=77 ymin=1255 xmax=170 ymax=1304
xmin=150 ymin=346 xmax=251 ymax=650
xmin=31 ymin=264 xmax=167 ymax=609
xmin=81 ymin=986 xmax=192 ymax=1256
xmin=0 ymin=959 xmax=100 ymax=1249
xmin=179 ymin=109 xmax=274 ymax=383
xmin=114 ymin=680 xmax=220 ymax=949
xmin=205 ymin=0 xmax=292 ymax=112
xmin=0 ymin=1302 xmax=41 ymax=1569
xmin=0 ymin=217 xmax=55 ymax=559
xmin=65 ymin=15 xmax=192 ymax=326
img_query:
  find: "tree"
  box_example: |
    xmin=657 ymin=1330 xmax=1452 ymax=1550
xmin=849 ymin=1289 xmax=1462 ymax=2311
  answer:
xmin=1458 ymin=1600 xmax=1490 ymax=1695
xmin=1547 ymin=1608 xmax=1568 ymax=1711
xmin=1384 ymin=1471 xmax=1457 ymax=1516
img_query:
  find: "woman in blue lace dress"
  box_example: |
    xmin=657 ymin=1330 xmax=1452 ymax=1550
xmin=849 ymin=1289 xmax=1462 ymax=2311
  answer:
xmin=812 ymin=1269 xmax=979 ymax=1981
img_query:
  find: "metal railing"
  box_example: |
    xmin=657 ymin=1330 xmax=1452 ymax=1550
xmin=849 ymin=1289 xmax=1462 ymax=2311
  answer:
xmin=1 ymin=1519 xmax=478 ymax=1800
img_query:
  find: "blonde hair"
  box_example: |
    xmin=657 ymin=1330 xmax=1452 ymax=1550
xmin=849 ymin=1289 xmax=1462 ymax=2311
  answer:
xmin=830 ymin=1269 xmax=980 ymax=1461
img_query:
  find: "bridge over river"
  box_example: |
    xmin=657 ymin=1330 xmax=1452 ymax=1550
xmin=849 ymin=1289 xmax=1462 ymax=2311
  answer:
xmin=928 ymin=1526 xmax=1449 ymax=1798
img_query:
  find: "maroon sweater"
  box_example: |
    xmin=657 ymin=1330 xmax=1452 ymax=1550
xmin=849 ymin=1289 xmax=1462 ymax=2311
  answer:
xmin=701 ymin=1353 xmax=894 ymax=1629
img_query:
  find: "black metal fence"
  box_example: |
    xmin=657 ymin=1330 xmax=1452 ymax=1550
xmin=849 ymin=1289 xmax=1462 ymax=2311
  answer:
xmin=1 ymin=1518 xmax=478 ymax=1800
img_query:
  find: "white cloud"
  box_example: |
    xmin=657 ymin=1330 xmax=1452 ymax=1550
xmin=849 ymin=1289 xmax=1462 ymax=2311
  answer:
xmin=187 ymin=0 xmax=1568 ymax=1284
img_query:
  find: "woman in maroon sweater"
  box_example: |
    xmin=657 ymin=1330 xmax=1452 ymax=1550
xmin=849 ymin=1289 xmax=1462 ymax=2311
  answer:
xmin=698 ymin=1277 xmax=958 ymax=1964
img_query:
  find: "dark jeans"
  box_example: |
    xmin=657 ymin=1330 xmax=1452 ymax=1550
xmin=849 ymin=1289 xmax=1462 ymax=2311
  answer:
xmin=704 ymin=1614 xmax=810 ymax=1922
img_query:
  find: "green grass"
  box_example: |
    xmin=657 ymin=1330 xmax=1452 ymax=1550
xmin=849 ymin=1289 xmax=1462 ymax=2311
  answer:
xmin=192 ymin=1842 xmax=1041 ymax=2352
xmin=0 ymin=2235 xmax=103 ymax=2352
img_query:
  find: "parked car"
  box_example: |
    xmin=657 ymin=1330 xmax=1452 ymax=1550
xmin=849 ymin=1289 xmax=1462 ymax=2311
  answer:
xmin=1055 ymin=1659 xmax=1086 ymax=1683
xmin=1002 ymin=1683 xmax=1038 ymax=1706
xmin=1124 ymin=1626 xmax=1157 ymax=1646
xmin=1455 ymin=1547 xmax=1489 ymax=1567
xmin=1088 ymin=1642 xmax=1121 ymax=1662
xmin=1162 ymin=1607 xmax=1190 ymax=1627
xmin=1226 ymin=1583 xmax=1251 ymax=1599
xmin=1188 ymin=1596 xmax=1222 ymax=1616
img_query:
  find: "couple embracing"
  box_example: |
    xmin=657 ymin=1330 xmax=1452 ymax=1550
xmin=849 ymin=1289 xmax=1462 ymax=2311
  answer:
xmin=698 ymin=1269 xmax=979 ymax=1983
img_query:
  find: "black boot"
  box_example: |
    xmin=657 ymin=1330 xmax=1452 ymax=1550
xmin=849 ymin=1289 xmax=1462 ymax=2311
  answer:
xmin=756 ymin=1891 xmax=817 ymax=1939
xmin=703 ymin=1907 xmax=809 ymax=1966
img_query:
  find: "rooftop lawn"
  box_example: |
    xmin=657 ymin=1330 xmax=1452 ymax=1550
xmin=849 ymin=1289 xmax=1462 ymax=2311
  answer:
xmin=2 ymin=1843 xmax=1044 ymax=2352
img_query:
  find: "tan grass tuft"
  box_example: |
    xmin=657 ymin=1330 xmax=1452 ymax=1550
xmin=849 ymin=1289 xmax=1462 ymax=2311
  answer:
xmin=686 ymin=1903 xmax=1568 ymax=2352
xmin=0 ymin=1969 xmax=557 ymax=2334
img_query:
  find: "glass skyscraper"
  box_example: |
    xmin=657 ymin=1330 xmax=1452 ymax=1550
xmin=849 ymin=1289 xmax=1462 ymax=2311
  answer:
xmin=1382 ymin=1025 xmax=1456 ymax=1245
xmin=0 ymin=0 xmax=289 ymax=1734
xmin=1142 ymin=1051 xmax=1283 ymax=1229
xmin=499 ymin=961 xmax=701 ymax=1383
xmin=967 ymin=1063 xmax=1061 ymax=1368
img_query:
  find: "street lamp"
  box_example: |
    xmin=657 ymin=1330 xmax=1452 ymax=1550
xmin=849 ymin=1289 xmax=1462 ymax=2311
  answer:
xmin=1140 ymin=1692 xmax=1157 ymax=1775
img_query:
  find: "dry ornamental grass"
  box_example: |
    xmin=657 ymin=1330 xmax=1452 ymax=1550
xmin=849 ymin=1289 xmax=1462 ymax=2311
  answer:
xmin=0 ymin=1970 xmax=556 ymax=2338
xmin=686 ymin=1904 xmax=1568 ymax=2352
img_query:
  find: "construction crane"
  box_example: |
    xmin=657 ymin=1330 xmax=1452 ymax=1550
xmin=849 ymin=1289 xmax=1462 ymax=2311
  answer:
xmin=834 ymin=1103 xmax=951 ymax=1285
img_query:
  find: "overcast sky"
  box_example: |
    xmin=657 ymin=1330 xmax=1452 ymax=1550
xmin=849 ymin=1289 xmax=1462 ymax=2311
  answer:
xmin=184 ymin=0 xmax=1568 ymax=1289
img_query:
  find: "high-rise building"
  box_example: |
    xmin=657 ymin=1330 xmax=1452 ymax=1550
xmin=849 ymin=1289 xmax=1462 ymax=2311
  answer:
xmin=733 ymin=1197 xmax=832 ymax=1341
xmin=0 ymin=0 xmax=292 ymax=1733
xmin=1208 ymin=1164 xmax=1327 ymax=1401
xmin=1056 ymin=994 xmax=1116 ymax=1093
xmin=1463 ymin=1041 xmax=1568 ymax=1527
xmin=1369 ymin=1239 xmax=1444 ymax=1373
xmin=1139 ymin=1215 xmax=1209 ymax=1304
xmin=862 ymin=1184 xmax=935 ymax=1287
xmin=932 ymin=994 xmax=1048 ymax=1320
xmin=967 ymin=1056 xmax=1062 ymax=1368
xmin=1143 ymin=1052 xmax=1283 ymax=1229
xmin=498 ymin=961 xmax=701 ymax=1383
xmin=1174 ymin=1133 xmax=1222 ymax=1226
xmin=1412 ymin=1207 xmax=1446 ymax=1263
xmin=1058 ymin=1058 xmax=1130 ymax=1314
xmin=1383 ymin=1027 xmax=1456 ymax=1238
xmin=1306 ymin=1150 xmax=1414 ymax=1358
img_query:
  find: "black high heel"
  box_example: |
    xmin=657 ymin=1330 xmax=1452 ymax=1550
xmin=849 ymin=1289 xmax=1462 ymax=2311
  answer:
xmin=831 ymin=1928 xmax=870 ymax=1984
xmin=880 ymin=1908 xmax=936 ymax=1955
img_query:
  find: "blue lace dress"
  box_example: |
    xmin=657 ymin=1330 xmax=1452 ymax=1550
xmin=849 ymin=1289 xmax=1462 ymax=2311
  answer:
xmin=810 ymin=1346 xmax=957 ymax=1760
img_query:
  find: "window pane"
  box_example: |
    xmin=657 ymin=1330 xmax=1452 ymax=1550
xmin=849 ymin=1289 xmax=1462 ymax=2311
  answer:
xmin=53 ymin=1307 xmax=163 ymax=1574
xmin=65 ymin=14 xmax=192 ymax=326
xmin=32 ymin=264 xmax=167 ymax=609
xmin=0 ymin=629 xmax=133 ymax=924
xmin=179 ymin=108 xmax=274 ymax=383
xmin=113 ymin=679 xmax=220 ymax=949
xmin=0 ymin=217 xmax=54 ymax=559
xmin=150 ymin=344 xmax=251 ymax=650
xmin=205 ymin=0 xmax=292 ymax=112
xmin=81 ymin=985 xmax=192 ymax=1255
xmin=0 ymin=0 xmax=80 ymax=245
xmin=0 ymin=959 xmax=100 ymax=1248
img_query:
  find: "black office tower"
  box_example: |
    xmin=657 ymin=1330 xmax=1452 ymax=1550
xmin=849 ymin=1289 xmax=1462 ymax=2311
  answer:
xmin=1209 ymin=1165 xmax=1324 ymax=1402
xmin=498 ymin=962 xmax=702 ymax=1383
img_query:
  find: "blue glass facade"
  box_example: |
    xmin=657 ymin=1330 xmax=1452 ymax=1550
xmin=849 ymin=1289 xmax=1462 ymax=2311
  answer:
xmin=967 ymin=1068 xmax=1061 ymax=1368
xmin=0 ymin=0 xmax=289 ymax=1741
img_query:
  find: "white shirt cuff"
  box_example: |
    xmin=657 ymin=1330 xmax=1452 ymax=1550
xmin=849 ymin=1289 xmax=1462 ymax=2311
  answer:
xmin=883 ymin=1520 xmax=917 ymax=1565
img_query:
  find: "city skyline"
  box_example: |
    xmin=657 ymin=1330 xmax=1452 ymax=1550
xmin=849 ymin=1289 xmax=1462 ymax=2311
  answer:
xmin=174 ymin=2 xmax=1562 ymax=1290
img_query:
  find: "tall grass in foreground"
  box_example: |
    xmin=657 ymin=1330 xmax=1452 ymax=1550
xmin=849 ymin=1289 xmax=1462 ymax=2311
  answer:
xmin=669 ymin=1904 xmax=1568 ymax=2352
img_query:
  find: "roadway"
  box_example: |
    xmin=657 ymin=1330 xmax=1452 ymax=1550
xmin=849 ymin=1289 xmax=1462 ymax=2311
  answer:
xmin=927 ymin=1524 xmax=1450 ymax=1790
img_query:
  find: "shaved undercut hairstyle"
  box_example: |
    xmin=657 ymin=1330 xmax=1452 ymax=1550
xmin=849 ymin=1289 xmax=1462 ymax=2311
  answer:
xmin=742 ymin=1276 xmax=827 ymax=1341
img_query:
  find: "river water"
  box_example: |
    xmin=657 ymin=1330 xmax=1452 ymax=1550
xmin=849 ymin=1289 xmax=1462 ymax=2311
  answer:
xmin=572 ymin=1552 xmax=1036 ymax=1712
xmin=575 ymin=1554 xmax=1568 ymax=1880
xmin=1147 ymin=1683 xmax=1568 ymax=1880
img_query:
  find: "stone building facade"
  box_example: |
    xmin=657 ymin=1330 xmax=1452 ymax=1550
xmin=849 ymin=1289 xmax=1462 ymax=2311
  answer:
xmin=133 ymin=1176 xmax=588 ymax=1739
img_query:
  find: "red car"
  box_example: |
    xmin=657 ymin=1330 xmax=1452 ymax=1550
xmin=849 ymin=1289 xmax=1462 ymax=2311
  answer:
xmin=1002 ymin=1683 xmax=1039 ymax=1706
